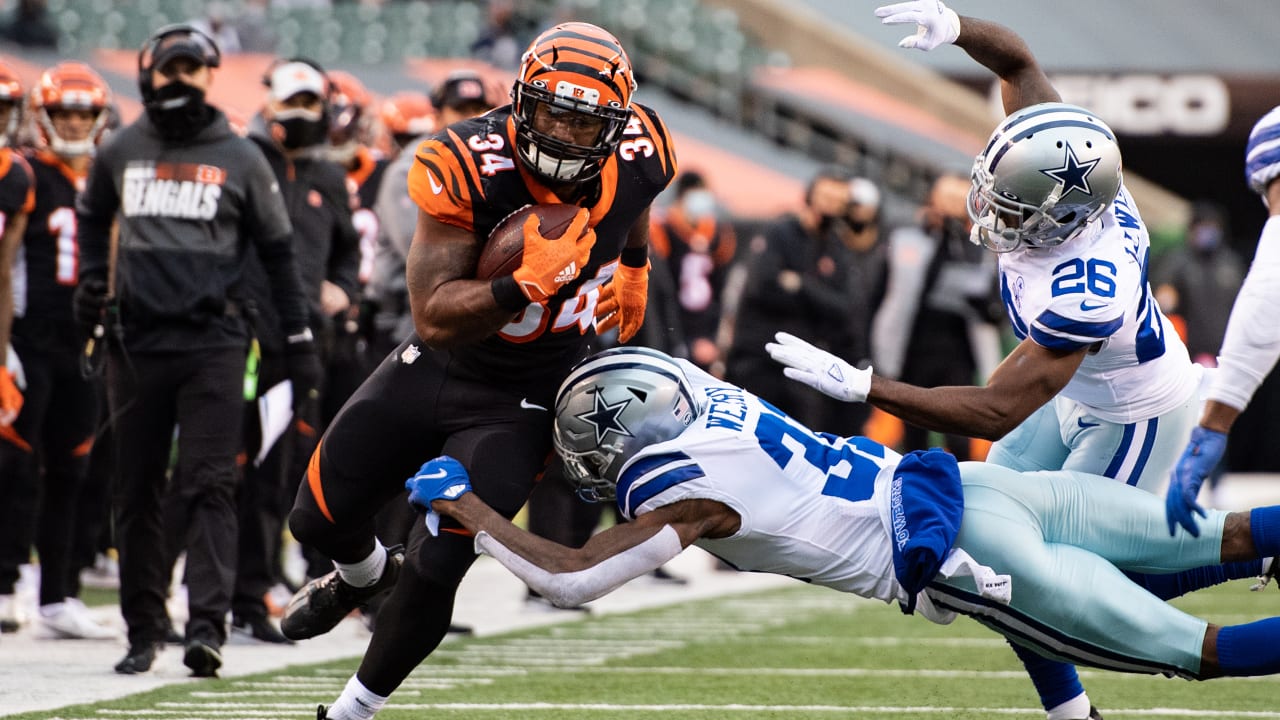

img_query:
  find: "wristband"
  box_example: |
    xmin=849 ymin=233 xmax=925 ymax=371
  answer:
xmin=620 ymin=246 xmax=648 ymax=268
xmin=491 ymin=275 xmax=530 ymax=312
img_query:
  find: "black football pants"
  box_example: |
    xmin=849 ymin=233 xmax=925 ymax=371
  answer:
xmin=108 ymin=346 xmax=245 ymax=646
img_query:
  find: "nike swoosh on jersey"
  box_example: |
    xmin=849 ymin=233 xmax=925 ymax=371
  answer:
xmin=428 ymin=172 xmax=444 ymax=195
xmin=1077 ymin=418 xmax=1101 ymax=428
xmin=1079 ymin=300 xmax=1107 ymax=311
xmin=520 ymin=398 xmax=548 ymax=411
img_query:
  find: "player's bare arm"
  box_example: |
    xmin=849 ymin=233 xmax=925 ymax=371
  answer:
xmin=868 ymin=338 xmax=1087 ymax=440
xmin=953 ymin=16 xmax=1059 ymax=114
xmin=406 ymin=209 xmax=525 ymax=348
xmin=440 ymin=492 xmax=734 ymax=570
xmin=434 ymin=492 xmax=736 ymax=607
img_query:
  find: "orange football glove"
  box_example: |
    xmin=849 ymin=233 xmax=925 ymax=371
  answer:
xmin=511 ymin=208 xmax=596 ymax=302
xmin=595 ymin=261 xmax=649 ymax=343
xmin=0 ymin=367 xmax=22 ymax=426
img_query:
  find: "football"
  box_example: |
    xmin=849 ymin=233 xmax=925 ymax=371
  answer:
xmin=476 ymin=203 xmax=582 ymax=280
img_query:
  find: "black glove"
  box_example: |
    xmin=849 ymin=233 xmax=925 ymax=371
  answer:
xmin=72 ymin=276 xmax=109 ymax=338
xmin=285 ymin=331 xmax=323 ymax=413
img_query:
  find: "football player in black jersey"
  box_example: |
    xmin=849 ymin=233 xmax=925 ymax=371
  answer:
xmin=281 ymin=22 xmax=677 ymax=720
xmin=0 ymin=59 xmax=36 ymax=637
xmin=0 ymin=62 xmax=118 ymax=642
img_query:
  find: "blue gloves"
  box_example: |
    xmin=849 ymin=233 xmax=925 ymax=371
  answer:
xmin=1165 ymin=427 xmax=1227 ymax=537
xmin=405 ymin=455 xmax=473 ymax=536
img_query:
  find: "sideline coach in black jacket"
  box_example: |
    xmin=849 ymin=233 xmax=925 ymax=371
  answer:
xmin=73 ymin=24 xmax=321 ymax=678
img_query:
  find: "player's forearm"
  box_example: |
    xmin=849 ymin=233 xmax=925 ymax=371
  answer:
xmin=868 ymin=376 xmax=1019 ymax=440
xmin=440 ymin=493 xmax=587 ymax=572
xmin=409 ymin=279 xmax=518 ymax=347
xmin=954 ymin=15 xmax=1059 ymax=113
xmin=1199 ymin=400 xmax=1242 ymax=435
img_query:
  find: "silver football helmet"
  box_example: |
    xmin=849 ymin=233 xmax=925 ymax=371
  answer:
xmin=968 ymin=103 xmax=1122 ymax=252
xmin=553 ymin=347 xmax=699 ymax=502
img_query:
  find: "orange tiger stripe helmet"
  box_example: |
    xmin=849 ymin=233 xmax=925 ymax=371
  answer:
xmin=0 ymin=60 xmax=23 ymax=149
xmin=379 ymin=91 xmax=435 ymax=152
xmin=31 ymin=61 xmax=113 ymax=157
xmin=512 ymin=21 xmax=637 ymax=184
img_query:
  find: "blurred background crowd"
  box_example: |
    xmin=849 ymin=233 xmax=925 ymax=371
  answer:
xmin=0 ymin=0 xmax=1278 ymax=646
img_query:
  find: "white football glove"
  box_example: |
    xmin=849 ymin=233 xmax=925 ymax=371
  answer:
xmin=875 ymin=0 xmax=961 ymax=51
xmin=766 ymin=332 xmax=872 ymax=403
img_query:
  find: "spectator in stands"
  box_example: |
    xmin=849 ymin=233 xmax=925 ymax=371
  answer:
xmin=470 ymin=0 xmax=524 ymax=70
xmin=724 ymin=164 xmax=857 ymax=428
xmin=870 ymin=173 xmax=1001 ymax=458
xmin=229 ymin=57 xmax=360 ymax=643
xmin=0 ymin=0 xmax=58 ymax=49
xmin=75 ymin=26 xmax=319 ymax=677
xmin=230 ymin=0 xmax=277 ymax=54
xmin=189 ymin=2 xmax=242 ymax=55
xmin=650 ymin=170 xmax=737 ymax=372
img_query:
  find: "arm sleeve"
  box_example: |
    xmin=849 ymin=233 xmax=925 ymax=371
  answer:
xmin=473 ymin=525 xmax=684 ymax=608
xmin=1208 ymin=215 xmax=1280 ymax=410
xmin=75 ymin=149 xmax=119 ymax=283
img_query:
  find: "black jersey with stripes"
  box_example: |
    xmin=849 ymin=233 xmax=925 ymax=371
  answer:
xmin=12 ymin=150 xmax=84 ymax=351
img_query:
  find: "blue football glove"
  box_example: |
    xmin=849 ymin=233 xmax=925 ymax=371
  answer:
xmin=1165 ymin=427 xmax=1227 ymax=537
xmin=405 ymin=455 xmax=473 ymax=536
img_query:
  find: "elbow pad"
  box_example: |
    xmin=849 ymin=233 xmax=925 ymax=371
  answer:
xmin=1209 ymin=216 xmax=1280 ymax=410
xmin=474 ymin=525 xmax=684 ymax=608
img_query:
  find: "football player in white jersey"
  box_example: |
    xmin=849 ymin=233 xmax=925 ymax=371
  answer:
xmin=1166 ymin=107 xmax=1280 ymax=547
xmin=393 ymin=346 xmax=1280 ymax=720
xmin=764 ymin=3 xmax=1272 ymax=719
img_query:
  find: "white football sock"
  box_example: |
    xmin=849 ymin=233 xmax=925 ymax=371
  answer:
xmin=1046 ymin=692 xmax=1091 ymax=720
xmin=326 ymin=674 xmax=388 ymax=720
xmin=335 ymin=540 xmax=387 ymax=588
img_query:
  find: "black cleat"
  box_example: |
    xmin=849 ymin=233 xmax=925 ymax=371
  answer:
xmin=183 ymin=634 xmax=223 ymax=678
xmin=114 ymin=642 xmax=162 ymax=674
xmin=1082 ymin=707 xmax=1104 ymax=720
xmin=232 ymin=613 xmax=294 ymax=644
xmin=316 ymin=704 xmax=329 ymax=719
xmin=281 ymin=545 xmax=404 ymax=641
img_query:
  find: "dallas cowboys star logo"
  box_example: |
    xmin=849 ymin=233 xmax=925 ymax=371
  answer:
xmin=1040 ymin=142 xmax=1100 ymax=199
xmin=577 ymin=389 xmax=634 ymax=444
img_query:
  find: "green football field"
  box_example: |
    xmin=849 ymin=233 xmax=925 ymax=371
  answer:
xmin=13 ymin=580 xmax=1280 ymax=720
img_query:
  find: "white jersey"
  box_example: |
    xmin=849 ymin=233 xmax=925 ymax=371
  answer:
xmin=617 ymin=363 xmax=906 ymax=604
xmin=997 ymin=184 xmax=1198 ymax=423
